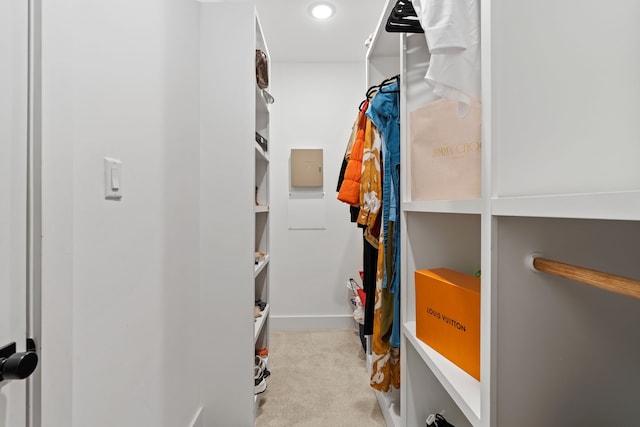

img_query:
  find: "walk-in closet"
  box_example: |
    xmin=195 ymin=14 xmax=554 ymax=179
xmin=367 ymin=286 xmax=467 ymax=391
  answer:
xmin=3 ymin=0 xmax=638 ymax=426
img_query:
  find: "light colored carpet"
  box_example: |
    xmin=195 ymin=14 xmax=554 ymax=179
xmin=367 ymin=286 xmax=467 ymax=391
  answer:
xmin=255 ymin=329 xmax=386 ymax=427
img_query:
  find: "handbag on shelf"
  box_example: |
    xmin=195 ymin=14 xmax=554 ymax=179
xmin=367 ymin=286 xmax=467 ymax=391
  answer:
xmin=255 ymin=49 xmax=269 ymax=89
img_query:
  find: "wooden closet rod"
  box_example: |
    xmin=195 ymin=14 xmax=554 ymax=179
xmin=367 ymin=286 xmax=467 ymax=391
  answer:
xmin=530 ymin=255 xmax=640 ymax=300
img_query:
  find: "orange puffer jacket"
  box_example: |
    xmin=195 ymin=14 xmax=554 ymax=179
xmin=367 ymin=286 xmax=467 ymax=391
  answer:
xmin=337 ymin=104 xmax=368 ymax=205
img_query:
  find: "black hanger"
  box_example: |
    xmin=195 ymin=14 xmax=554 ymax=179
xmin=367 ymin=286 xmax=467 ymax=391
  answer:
xmin=385 ymin=0 xmax=424 ymax=34
xmin=379 ymin=75 xmax=400 ymax=93
xmin=358 ymin=85 xmax=379 ymax=110
xmin=358 ymin=75 xmax=400 ymax=110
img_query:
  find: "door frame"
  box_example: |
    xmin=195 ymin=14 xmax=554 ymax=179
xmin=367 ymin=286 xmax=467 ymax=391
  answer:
xmin=26 ymin=0 xmax=42 ymax=425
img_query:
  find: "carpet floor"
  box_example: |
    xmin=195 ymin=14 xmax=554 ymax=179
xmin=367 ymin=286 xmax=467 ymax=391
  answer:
xmin=255 ymin=329 xmax=386 ymax=427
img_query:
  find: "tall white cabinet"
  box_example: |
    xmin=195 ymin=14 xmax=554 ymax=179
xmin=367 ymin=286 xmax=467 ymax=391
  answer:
xmin=200 ymin=2 xmax=270 ymax=425
xmin=368 ymin=1 xmax=640 ymax=426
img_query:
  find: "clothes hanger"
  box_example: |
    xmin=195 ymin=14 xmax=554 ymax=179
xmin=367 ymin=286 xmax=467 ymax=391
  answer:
xmin=385 ymin=0 xmax=424 ymax=34
xmin=379 ymin=75 xmax=400 ymax=93
xmin=358 ymin=75 xmax=400 ymax=110
xmin=380 ymin=74 xmax=399 ymax=86
xmin=358 ymin=85 xmax=379 ymax=111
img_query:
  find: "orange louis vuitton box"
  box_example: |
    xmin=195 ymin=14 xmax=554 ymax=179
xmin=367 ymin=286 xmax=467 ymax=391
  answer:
xmin=415 ymin=268 xmax=480 ymax=380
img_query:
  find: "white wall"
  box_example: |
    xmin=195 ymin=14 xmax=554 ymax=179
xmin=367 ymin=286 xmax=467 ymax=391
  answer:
xmin=38 ymin=5 xmax=368 ymax=427
xmin=41 ymin=0 xmax=201 ymax=426
xmin=269 ymin=61 xmax=365 ymax=329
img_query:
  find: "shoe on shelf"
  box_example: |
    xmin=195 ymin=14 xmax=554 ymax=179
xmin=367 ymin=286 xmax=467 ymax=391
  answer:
xmin=255 ymin=356 xmax=270 ymax=379
xmin=254 ymin=376 xmax=266 ymax=395
xmin=254 ymin=365 xmax=267 ymax=395
xmin=426 ymin=413 xmax=455 ymax=427
xmin=254 ymin=252 xmax=266 ymax=265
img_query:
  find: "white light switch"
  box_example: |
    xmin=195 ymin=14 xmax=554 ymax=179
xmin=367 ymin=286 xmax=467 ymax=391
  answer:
xmin=110 ymin=167 xmax=120 ymax=190
xmin=104 ymin=157 xmax=123 ymax=200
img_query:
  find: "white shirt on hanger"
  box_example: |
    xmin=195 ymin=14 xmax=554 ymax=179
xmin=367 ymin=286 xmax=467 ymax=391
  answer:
xmin=411 ymin=0 xmax=481 ymax=108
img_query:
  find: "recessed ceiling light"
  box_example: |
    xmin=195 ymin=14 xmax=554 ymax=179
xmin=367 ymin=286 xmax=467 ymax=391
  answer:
xmin=310 ymin=3 xmax=335 ymax=20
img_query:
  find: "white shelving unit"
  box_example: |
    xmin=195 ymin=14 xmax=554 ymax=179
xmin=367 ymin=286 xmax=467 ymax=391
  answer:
xmin=367 ymin=0 xmax=640 ymax=426
xmin=200 ymin=2 xmax=270 ymax=425
xmin=254 ymin=10 xmax=271 ymax=419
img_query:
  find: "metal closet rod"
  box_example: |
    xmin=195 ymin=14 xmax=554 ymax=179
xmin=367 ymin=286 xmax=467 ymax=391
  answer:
xmin=528 ymin=254 xmax=640 ymax=300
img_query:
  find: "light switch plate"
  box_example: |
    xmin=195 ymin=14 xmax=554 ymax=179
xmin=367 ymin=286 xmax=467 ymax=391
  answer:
xmin=104 ymin=157 xmax=123 ymax=200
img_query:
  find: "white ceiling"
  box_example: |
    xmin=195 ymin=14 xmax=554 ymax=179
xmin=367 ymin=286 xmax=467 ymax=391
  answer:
xmin=256 ymin=0 xmax=388 ymax=63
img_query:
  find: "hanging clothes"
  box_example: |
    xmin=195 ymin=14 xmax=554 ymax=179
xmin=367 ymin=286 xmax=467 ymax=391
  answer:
xmin=369 ymin=227 xmax=400 ymax=392
xmin=367 ymin=80 xmax=401 ymax=311
xmin=337 ymin=107 xmax=367 ymax=223
xmin=338 ymin=100 xmax=380 ymax=336
xmin=337 ymin=77 xmax=402 ymax=376
xmin=336 ymin=117 xmax=359 ymax=192
xmin=357 ymin=113 xmax=381 ymax=334
xmin=367 ymin=81 xmax=401 ymax=297
xmin=367 ymin=79 xmax=402 ymax=391
xmin=337 ymin=102 xmax=369 ymax=206
xmin=357 ymin=118 xmax=381 ymax=248
xmin=362 ymin=233 xmax=378 ymax=336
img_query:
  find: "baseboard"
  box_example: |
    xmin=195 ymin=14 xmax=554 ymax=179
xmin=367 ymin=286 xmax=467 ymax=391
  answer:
xmin=271 ymin=314 xmax=357 ymax=330
xmin=190 ymin=406 xmax=203 ymax=427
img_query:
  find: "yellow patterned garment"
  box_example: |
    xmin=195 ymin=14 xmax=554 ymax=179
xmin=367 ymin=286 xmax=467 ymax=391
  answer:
xmin=369 ymin=227 xmax=400 ymax=392
xmin=357 ymin=121 xmax=381 ymax=249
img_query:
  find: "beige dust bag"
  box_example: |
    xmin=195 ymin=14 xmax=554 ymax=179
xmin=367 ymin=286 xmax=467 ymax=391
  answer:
xmin=410 ymin=98 xmax=481 ymax=201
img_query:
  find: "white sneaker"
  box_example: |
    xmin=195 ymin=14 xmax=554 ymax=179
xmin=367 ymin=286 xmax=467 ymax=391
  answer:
xmin=254 ymin=364 xmax=267 ymax=395
xmin=255 ymin=356 xmax=270 ymax=378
